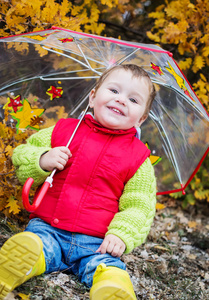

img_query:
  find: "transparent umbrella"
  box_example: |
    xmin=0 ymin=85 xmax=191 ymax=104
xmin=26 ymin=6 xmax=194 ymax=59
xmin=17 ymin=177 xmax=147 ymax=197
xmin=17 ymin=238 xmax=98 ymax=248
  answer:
xmin=0 ymin=27 xmax=208 ymax=209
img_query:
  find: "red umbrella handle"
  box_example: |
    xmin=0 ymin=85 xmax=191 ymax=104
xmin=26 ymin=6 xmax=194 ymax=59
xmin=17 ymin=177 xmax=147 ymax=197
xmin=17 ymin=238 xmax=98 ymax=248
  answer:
xmin=22 ymin=177 xmax=51 ymax=212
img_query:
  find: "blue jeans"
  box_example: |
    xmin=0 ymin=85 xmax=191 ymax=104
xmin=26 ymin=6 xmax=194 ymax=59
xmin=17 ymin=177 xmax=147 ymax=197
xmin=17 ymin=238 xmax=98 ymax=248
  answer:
xmin=25 ymin=218 xmax=126 ymax=287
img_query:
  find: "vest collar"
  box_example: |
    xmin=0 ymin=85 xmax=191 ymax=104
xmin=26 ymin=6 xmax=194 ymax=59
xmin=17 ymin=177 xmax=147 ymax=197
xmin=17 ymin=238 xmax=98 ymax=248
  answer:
xmin=84 ymin=113 xmax=137 ymax=136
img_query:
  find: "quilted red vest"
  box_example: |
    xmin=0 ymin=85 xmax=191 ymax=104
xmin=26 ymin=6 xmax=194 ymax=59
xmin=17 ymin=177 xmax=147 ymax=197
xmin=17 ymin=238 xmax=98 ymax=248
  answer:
xmin=31 ymin=115 xmax=150 ymax=238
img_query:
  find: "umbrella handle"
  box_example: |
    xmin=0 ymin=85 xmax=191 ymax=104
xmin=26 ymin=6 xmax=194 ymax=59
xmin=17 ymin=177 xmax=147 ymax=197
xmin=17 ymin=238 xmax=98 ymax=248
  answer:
xmin=22 ymin=176 xmax=52 ymax=212
xmin=22 ymin=104 xmax=90 ymax=213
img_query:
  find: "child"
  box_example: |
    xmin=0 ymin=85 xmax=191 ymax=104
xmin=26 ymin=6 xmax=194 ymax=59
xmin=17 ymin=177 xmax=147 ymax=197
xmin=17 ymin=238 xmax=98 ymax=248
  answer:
xmin=0 ymin=64 xmax=156 ymax=300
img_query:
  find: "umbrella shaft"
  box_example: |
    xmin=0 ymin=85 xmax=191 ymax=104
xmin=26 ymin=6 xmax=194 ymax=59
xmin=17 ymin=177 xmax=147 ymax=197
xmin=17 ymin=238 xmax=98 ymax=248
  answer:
xmin=47 ymin=103 xmax=90 ymax=184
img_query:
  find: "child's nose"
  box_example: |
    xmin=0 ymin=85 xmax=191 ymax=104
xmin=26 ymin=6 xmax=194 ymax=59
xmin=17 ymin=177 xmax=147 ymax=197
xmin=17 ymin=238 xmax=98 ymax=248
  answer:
xmin=116 ymin=95 xmax=127 ymax=105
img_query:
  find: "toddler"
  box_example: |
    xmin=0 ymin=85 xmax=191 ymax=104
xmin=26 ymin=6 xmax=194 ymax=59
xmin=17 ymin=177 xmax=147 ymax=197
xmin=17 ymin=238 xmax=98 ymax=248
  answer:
xmin=0 ymin=64 xmax=156 ymax=300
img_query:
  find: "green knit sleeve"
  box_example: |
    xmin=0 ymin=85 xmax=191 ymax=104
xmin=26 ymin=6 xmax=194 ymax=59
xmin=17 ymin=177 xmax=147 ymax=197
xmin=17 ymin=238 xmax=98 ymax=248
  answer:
xmin=12 ymin=126 xmax=54 ymax=186
xmin=106 ymin=157 xmax=156 ymax=254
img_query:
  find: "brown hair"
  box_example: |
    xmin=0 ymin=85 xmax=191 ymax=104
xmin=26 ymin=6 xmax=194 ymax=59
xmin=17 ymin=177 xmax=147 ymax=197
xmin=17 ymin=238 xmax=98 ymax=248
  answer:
xmin=94 ymin=64 xmax=156 ymax=115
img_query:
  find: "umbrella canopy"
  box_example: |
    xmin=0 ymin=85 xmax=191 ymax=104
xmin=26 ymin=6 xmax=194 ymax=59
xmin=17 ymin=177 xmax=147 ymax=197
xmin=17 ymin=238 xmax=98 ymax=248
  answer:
xmin=0 ymin=27 xmax=208 ymax=195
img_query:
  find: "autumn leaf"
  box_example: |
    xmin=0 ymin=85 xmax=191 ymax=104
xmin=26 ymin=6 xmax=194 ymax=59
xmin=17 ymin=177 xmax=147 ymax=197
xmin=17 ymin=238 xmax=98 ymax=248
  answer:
xmin=193 ymin=55 xmax=205 ymax=72
xmin=5 ymin=196 xmax=21 ymax=214
xmin=202 ymin=46 xmax=209 ymax=57
xmin=18 ymin=293 xmax=30 ymax=300
xmin=154 ymin=245 xmax=169 ymax=251
xmin=5 ymin=145 xmax=13 ymax=157
xmin=0 ymin=0 xmax=121 ymax=37
xmin=146 ymin=31 xmax=160 ymax=43
xmin=156 ymin=203 xmax=166 ymax=210
xmin=188 ymin=221 xmax=197 ymax=229
xmin=200 ymin=73 xmax=207 ymax=82
xmin=35 ymin=44 xmax=48 ymax=57
xmin=178 ymin=58 xmax=192 ymax=71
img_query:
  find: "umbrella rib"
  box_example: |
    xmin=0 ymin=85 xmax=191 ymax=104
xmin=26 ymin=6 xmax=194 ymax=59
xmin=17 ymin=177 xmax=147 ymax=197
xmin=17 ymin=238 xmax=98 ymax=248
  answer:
xmin=43 ymin=46 xmax=103 ymax=76
xmin=151 ymin=79 xmax=207 ymax=118
xmin=48 ymin=36 xmax=108 ymax=67
xmin=38 ymin=69 xmax=104 ymax=80
xmin=39 ymin=67 xmax=105 ymax=79
xmin=76 ymin=43 xmax=102 ymax=75
xmin=73 ymin=38 xmax=109 ymax=67
xmin=42 ymin=46 xmax=91 ymax=70
xmin=116 ymin=48 xmax=139 ymax=65
xmin=155 ymin=102 xmax=186 ymax=141
xmin=93 ymin=39 xmax=109 ymax=65
xmin=41 ymin=76 xmax=99 ymax=81
xmin=149 ymin=111 xmax=183 ymax=184
xmin=0 ymin=76 xmax=41 ymax=93
xmin=69 ymin=91 xmax=93 ymax=115
xmin=63 ymin=43 xmax=107 ymax=67
xmin=154 ymin=102 xmax=198 ymax=159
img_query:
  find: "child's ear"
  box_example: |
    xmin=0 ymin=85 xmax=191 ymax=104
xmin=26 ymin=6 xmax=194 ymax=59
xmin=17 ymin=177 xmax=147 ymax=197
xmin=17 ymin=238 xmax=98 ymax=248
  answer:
xmin=89 ymin=89 xmax=96 ymax=108
xmin=135 ymin=114 xmax=148 ymax=128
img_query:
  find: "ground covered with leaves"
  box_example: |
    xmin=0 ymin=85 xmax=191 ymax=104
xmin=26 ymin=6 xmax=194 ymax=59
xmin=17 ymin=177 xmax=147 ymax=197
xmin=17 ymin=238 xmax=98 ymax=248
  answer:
xmin=0 ymin=197 xmax=209 ymax=300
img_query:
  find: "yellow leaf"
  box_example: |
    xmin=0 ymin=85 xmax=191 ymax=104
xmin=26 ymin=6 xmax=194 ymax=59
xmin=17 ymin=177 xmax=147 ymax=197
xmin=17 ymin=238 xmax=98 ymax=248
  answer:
xmin=7 ymin=42 xmax=29 ymax=55
xmin=156 ymin=203 xmax=166 ymax=210
xmin=146 ymin=31 xmax=160 ymax=43
xmin=202 ymin=46 xmax=209 ymax=57
xmin=0 ymin=123 xmax=7 ymax=138
xmin=155 ymin=18 xmax=166 ymax=28
xmin=178 ymin=20 xmax=189 ymax=32
xmin=0 ymin=2 xmax=9 ymax=14
xmin=200 ymin=34 xmax=209 ymax=44
xmin=5 ymin=145 xmax=13 ymax=157
xmin=200 ymin=73 xmax=207 ymax=82
xmin=193 ymin=55 xmax=205 ymax=72
xmin=34 ymin=44 xmax=48 ymax=57
xmin=101 ymin=0 xmax=118 ymax=8
xmin=5 ymin=196 xmax=21 ymax=214
xmin=188 ymin=221 xmax=197 ymax=228
xmin=18 ymin=293 xmax=30 ymax=300
xmin=149 ymin=11 xmax=165 ymax=19
xmin=60 ymin=0 xmax=71 ymax=18
xmin=0 ymin=29 xmax=9 ymax=37
xmin=178 ymin=58 xmax=192 ymax=70
xmin=30 ymin=0 xmax=42 ymax=16
xmin=188 ymin=3 xmax=195 ymax=10
xmin=15 ymin=2 xmax=27 ymax=15
xmin=90 ymin=3 xmax=100 ymax=22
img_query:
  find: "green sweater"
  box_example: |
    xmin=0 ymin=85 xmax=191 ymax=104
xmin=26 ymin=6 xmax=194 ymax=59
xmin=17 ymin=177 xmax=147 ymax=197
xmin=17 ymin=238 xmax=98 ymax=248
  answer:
xmin=12 ymin=126 xmax=156 ymax=253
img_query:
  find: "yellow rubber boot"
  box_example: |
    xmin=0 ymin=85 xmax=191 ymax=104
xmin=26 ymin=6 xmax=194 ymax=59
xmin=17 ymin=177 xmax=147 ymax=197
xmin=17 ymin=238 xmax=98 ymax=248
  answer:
xmin=90 ymin=263 xmax=137 ymax=300
xmin=0 ymin=232 xmax=46 ymax=300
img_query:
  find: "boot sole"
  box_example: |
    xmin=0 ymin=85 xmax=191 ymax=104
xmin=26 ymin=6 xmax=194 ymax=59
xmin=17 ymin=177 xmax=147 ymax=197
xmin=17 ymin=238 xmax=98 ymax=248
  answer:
xmin=0 ymin=232 xmax=43 ymax=300
xmin=90 ymin=280 xmax=135 ymax=300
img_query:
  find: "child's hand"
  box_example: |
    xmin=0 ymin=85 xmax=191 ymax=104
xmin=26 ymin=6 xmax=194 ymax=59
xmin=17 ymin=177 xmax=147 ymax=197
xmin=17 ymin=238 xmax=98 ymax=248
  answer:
xmin=39 ymin=147 xmax=72 ymax=172
xmin=96 ymin=234 xmax=126 ymax=257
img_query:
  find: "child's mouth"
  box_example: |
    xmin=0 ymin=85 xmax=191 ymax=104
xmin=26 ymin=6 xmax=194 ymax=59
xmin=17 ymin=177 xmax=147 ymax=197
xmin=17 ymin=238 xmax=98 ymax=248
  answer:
xmin=108 ymin=107 xmax=124 ymax=116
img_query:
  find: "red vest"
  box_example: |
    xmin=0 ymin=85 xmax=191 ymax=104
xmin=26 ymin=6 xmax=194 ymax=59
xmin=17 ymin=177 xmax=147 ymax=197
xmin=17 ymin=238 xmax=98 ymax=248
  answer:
xmin=31 ymin=115 xmax=150 ymax=238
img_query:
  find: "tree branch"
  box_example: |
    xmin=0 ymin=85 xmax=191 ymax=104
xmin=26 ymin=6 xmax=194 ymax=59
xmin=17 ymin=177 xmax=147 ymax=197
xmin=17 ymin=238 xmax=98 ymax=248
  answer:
xmin=99 ymin=18 xmax=147 ymax=41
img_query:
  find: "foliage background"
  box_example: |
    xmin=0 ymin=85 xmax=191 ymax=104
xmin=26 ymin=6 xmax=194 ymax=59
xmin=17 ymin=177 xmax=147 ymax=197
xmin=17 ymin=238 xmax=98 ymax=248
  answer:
xmin=0 ymin=0 xmax=208 ymax=217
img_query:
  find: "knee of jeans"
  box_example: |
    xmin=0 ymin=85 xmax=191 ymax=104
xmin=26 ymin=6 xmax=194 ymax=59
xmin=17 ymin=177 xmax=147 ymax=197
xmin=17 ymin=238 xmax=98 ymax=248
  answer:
xmin=25 ymin=222 xmax=62 ymax=273
xmin=80 ymin=253 xmax=126 ymax=288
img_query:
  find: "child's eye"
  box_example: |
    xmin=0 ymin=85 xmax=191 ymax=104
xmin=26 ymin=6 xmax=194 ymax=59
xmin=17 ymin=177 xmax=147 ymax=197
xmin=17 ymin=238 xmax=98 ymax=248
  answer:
xmin=110 ymin=89 xmax=118 ymax=94
xmin=129 ymin=98 xmax=138 ymax=103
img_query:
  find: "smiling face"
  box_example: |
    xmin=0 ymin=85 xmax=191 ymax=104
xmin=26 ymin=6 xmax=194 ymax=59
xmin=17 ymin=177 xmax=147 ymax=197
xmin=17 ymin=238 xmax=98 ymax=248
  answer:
xmin=89 ymin=68 xmax=150 ymax=130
